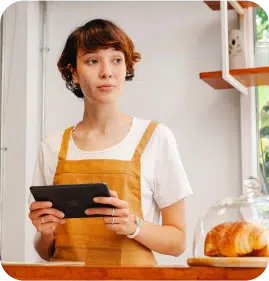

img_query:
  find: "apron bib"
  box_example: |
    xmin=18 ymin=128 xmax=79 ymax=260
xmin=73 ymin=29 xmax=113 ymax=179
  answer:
xmin=52 ymin=122 xmax=159 ymax=266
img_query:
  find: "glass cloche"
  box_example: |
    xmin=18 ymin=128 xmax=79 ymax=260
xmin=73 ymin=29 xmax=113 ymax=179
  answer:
xmin=193 ymin=177 xmax=269 ymax=258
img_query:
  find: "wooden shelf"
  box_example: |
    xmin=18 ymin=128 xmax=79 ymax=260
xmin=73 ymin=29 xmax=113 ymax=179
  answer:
xmin=200 ymin=67 xmax=269 ymax=90
xmin=204 ymin=1 xmax=259 ymax=11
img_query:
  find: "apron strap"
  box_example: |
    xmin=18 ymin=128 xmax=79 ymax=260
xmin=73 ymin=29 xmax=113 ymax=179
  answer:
xmin=58 ymin=126 xmax=74 ymax=161
xmin=131 ymin=121 xmax=159 ymax=162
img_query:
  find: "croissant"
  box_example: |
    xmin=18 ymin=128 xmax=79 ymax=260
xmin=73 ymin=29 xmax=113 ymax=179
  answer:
xmin=204 ymin=221 xmax=269 ymax=257
xmin=252 ymin=242 xmax=269 ymax=257
xmin=203 ymin=222 xmax=232 ymax=256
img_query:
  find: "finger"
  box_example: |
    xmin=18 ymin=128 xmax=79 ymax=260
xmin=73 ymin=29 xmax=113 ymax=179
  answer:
xmin=36 ymin=215 xmax=66 ymax=226
xmin=103 ymin=216 xmax=128 ymax=224
xmin=109 ymin=190 xmax=118 ymax=198
xmin=30 ymin=208 xmax=65 ymax=221
xmin=93 ymin=197 xmax=128 ymax=209
xmin=85 ymin=207 xmax=128 ymax=217
xmin=37 ymin=222 xmax=58 ymax=235
xmin=104 ymin=223 xmax=122 ymax=233
xmin=29 ymin=201 xmax=52 ymax=211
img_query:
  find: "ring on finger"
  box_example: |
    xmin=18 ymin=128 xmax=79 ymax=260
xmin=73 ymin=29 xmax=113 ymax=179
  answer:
xmin=111 ymin=208 xmax=115 ymax=217
xmin=41 ymin=217 xmax=45 ymax=224
xmin=112 ymin=217 xmax=115 ymax=224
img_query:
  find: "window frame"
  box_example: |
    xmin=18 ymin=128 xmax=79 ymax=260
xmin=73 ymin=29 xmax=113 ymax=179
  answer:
xmin=240 ymin=7 xmax=258 ymax=188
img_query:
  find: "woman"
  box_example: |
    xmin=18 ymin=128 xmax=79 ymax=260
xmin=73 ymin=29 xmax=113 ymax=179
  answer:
xmin=28 ymin=19 xmax=193 ymax=266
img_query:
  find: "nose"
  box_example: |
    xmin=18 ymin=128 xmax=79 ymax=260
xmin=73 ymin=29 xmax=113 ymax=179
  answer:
xmin=99 ymin=61 xmax=112 ymax=79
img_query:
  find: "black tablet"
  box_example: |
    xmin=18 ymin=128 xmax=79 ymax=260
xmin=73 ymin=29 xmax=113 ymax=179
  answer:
xmin=30 ymin=183 xmax=113 ymax=218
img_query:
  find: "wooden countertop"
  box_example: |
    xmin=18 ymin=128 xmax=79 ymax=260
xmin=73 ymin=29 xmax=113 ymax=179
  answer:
xmin=1 ymin=263 xmax=267 ymax=280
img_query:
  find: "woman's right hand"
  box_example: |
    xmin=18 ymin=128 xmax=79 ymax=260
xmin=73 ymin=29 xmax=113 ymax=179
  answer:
xmin=29 ymin=201 xmax=66 ymax=237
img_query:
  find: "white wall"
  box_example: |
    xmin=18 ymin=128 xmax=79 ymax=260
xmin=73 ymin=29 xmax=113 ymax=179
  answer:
xmin=1 ymin=1 xmax=27 ymax=261
xmin=1 ymin=1 xmax=42 ymax=261
xmin=24 ymin=1 xmax=43 ymax=262
xmin=1 ymin=1 xmax=242 ymax=265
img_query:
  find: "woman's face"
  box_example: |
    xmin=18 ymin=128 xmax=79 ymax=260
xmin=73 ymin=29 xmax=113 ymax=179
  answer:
xmin=72 ymin=47 xmax=127 ymax=105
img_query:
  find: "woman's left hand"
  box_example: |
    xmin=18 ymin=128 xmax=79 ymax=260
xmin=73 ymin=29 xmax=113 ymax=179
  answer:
xmin=85 ymin=190 xmax=136 ymax=236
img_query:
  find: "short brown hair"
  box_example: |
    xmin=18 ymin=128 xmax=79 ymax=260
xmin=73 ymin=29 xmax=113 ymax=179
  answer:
xmin=57 ymin=19 xmax=141 ymax=98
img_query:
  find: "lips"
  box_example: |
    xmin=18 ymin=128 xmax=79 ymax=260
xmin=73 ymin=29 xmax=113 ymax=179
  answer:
xmin=98 ymin=84 xmax=115 ymax=88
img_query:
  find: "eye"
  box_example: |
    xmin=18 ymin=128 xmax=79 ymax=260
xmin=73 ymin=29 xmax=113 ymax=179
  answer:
xmin=114 ymin=58 xmax=122 ymax=63
xmin=87 ymin=59 xmax=98 ymax=64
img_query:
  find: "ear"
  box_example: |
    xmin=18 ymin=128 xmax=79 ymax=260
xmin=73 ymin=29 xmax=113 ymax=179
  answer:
xmin=67 ymin=64 xmax=79 ymax=84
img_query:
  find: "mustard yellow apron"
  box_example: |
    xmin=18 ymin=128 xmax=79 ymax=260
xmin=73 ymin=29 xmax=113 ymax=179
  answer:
xmin=52 ymin=121 xmax=158 ymax=266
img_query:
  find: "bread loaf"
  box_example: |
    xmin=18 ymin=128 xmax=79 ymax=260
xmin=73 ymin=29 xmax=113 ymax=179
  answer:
xmin=204 ymin=221 xmax=269 ymax=257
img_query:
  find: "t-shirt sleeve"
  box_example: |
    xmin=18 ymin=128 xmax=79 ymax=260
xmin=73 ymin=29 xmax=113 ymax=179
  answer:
xmin=28 ymin=143 xmax=46 ymax=206
xmin=28 ymin=132 xmax=61 ymax=206
xmin=153 ymin=124 xmax=193 ymax=209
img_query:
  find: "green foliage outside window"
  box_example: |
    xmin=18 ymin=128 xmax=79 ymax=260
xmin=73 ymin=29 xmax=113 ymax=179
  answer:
xmin=257 ymin=7 xmax=269 ymax=193
xmin=256 ymin=7 xmax=268 ymax=40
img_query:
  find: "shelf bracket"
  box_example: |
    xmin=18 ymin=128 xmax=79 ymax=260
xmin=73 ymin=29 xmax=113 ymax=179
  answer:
xmin=220 ymin=1 xmax=249 ymax=96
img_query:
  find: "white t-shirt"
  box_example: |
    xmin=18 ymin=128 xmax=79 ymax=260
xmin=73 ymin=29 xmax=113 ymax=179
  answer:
xmin=29 ymin=117 xmax=193 ymax=224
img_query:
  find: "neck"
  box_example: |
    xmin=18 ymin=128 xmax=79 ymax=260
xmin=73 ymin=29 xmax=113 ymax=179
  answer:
xmin=80 ymin=101 xmax=128 ymax=134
